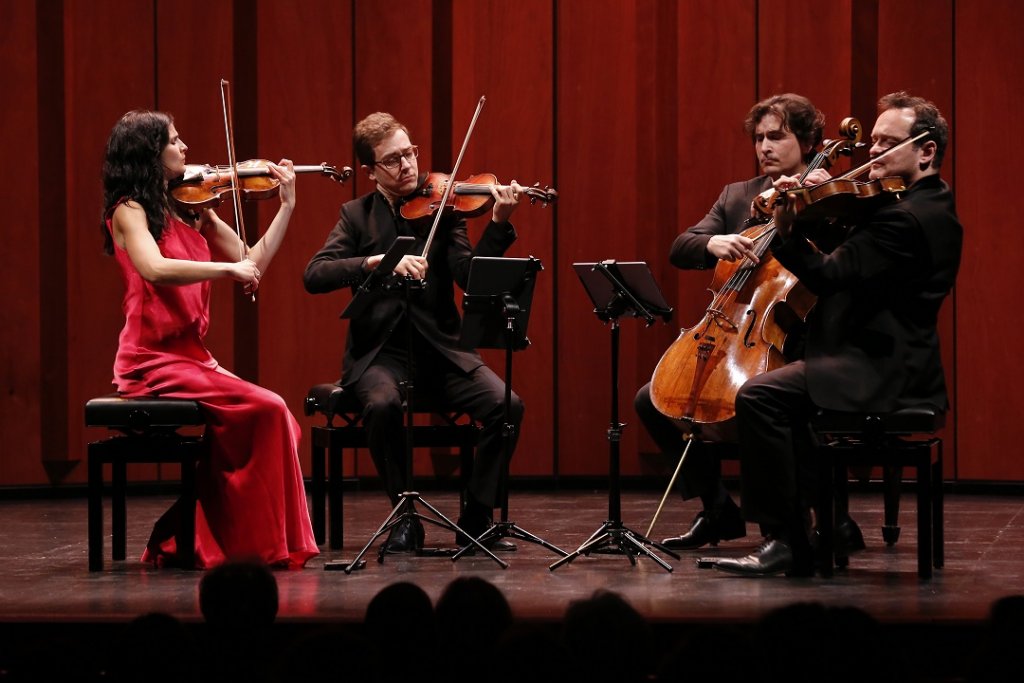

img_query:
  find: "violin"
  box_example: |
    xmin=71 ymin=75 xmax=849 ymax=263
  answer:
xmin=762 ymin=126 xmax=934 ymax=224
xmin=170 ymin=159 xmax=353 ymax=210
xmin=399 ymin=172 xmax=557 ymax=222
xmin=782 ymin=175 xmax=905 ymax=221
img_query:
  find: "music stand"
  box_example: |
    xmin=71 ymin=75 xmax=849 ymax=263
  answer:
xmin=451 ymin=256 xmax=568 ymax=560
xmin=329 ymin=237 xmax=507 ymax=573
xmin=550 ymin=260 xmax=678 ymax=572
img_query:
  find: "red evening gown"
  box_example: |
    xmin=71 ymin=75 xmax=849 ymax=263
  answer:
xmin=107 ymin=210 xmax=318 ymax=569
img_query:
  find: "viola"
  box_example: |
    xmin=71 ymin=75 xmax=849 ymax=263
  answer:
xmin=769 ymin=127 xmax=934 ymax=224
xmin=399 ymin=172 xmax=557 ymax=222
xmin=781 ymin=176 xmax=905 ymax=223
xmin=170 ymin=159 xmax=353 ymax=210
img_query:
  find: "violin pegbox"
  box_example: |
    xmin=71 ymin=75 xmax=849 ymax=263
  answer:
xmin=320 ymin=163 xmax=354 ymax=184
xmin=523 ymin=182 xmax=558 ymax=207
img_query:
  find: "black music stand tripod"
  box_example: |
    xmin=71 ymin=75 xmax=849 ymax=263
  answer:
xmin=452 ymin=257 xmax=568 ymax=561
xmin=326 ymin=237 xmax=506 ymax=573
xmin=551 ymin=260 xmax=677 ymax=572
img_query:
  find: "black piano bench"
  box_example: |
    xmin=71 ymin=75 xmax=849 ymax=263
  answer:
xmin=85 ymin=395 xmax=207 ymax=571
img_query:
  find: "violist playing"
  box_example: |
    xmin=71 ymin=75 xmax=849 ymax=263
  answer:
xmin=101 ymin=111 xmax=318 ymax=569
xmin=703 ymin=91 xmax=963 ymax=576
xmin=635 ymin=93 xmax=827 ymax=552
xmin=304 ymin=112 xmax=525 ymax=553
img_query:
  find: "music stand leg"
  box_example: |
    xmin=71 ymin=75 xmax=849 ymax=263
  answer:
xmin=550 ymin=319 xmax=676 ymax=572
xmin=453 ymin=303 xmax=567 ymax=560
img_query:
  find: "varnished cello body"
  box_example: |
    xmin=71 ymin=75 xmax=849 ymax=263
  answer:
xmin=649 ymin=118 xmax=872 ymax=428
xmin=649 ymin=220 xmax=815 ymax=425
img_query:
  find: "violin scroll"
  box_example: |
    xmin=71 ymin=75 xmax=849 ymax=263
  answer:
xmin=522 ymin=182 xmax=558 ymax=207
xmin=319 ymin=163 xmax=354 ymax=184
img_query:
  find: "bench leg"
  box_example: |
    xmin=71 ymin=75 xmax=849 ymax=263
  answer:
xmin=916 ymin=454 xmax=933 ymax=579
xmin=816 ymin=448 xmax=835 ymax=578
xmin=311 ymin=437 xmax=325 ymax=545
xmin=933 ymin=440 xmax=944 ymax=569
xmin=179 ymin=452 xmax=197 ymax=569
xmin=112 ymin=459 xmax=127 ymax=561
xmin=882 ymin=464 xmax=903 ymax=545
xmin=88 ymin=450 xmax=104 ymax=571
xmin=328 ymin=444 xmax=344 ymax=550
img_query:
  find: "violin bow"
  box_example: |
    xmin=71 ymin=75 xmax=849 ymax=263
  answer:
xmin=839 ymin=128 xmax=933 ymax=180
xmin=220 ymin=78 xmax=254 ymax=301
xmin=420 ymin=95 xmax=487 ymax=258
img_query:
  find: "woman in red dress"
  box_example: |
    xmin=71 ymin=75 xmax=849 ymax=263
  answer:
xmin=101 ymin=110 xmax=318 ymax=569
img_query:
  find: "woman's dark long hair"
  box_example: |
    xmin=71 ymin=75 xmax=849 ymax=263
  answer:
xmin=101 ymin=110 xmax=174 ymax=255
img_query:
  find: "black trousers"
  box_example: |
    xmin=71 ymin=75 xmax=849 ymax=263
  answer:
xmin=352 ymin=336 xmax=523 ymax=510
xmin=734 ymin=360 xmax=818 ymax=528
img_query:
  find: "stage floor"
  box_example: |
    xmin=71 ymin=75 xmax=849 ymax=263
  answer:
xmin=1 ymin=489 xmax=1021 ymax=626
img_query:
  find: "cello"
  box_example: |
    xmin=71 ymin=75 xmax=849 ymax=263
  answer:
xmin=648 ymin=118 xmax=866 ymax=427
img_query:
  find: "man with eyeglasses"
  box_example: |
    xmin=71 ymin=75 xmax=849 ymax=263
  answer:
xmin=634 ymin=94 xmax=838 ymax=553
xmin=304 ymin=112 xmax=524 ymax=553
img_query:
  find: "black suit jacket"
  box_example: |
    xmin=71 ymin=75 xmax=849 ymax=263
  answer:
xmin=304 ymin=182 xmax=517 ymax=384
xmin=771 ymin=174 xmax=963 ymax=412
xmin=670 ymin=176 xmax=772 ymax=270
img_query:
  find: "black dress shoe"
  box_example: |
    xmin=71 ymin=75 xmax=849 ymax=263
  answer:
xmin=484 ymin=537 xmax=517 ymax=552
xmin=459 ymin=535 xmax=519 ymax=553
xmin=810 ymin=515 xmax=866 ymax=558
xmin=661 ymin=504 xmax=746 ymax=550
xmin=713 ymin=537 xmax=812 ymax=577
xmin=383 ymin=518 xmax=424 ymax=554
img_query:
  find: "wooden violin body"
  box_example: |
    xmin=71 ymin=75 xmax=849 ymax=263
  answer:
xmin=399 ymin=171 xmax=557 ymax=222
xmin=784 ymin=175 xmax=905 ymax=221
xmin=170 ymin=160 xmax=352 ymax=210
xmin=650 ymin=222 xmax=815 ymax=424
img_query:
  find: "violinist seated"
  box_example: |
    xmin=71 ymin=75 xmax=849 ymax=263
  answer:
xmin=635 ymin=93 xmax=829 ymax=552
xmin=303 ymin=112 xmax=524 ymax=553
xmin=101 ymin=111 xmax=317 ymax=569
xmin=705 ymin=91 xmax=963 ymax=577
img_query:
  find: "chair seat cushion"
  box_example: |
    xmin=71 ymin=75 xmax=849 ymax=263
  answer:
xmin=812 ymin=404 xmax=945 ymax=436
xmin=85 ymin=395 xmax=204 ymax=429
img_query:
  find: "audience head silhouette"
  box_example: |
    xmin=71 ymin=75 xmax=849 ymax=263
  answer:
xmin=199 ymin=560 xmax=279 ymax=627
xmin=562 ymin=590 xmax=652 ymax=683
xmin=434 ymin=576 xmax=512 ymax=679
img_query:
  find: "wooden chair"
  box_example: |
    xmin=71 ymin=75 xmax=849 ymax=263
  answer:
xmin=813 ymin=405 xmax=944 ymax=579
xmin=85 ymin=395 xmax=207 ymax=571
xmin=304 ymin=383 xmax=479 ymax=549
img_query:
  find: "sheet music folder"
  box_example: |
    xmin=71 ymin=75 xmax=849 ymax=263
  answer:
xmin=340 ymin=236 xmax=416 ymax=320
xmin=460 ymin=256 xmax=541 ymax=350
xmin=573 ymin=261 xmax=672 ymax=324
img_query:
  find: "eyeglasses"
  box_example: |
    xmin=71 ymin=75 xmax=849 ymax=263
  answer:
xmin=374 ymin=145 xmax=419 ymax=170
